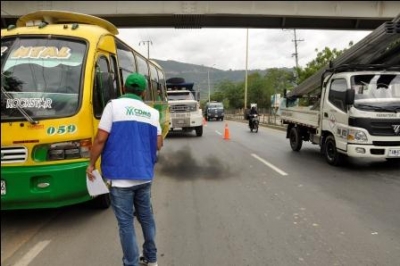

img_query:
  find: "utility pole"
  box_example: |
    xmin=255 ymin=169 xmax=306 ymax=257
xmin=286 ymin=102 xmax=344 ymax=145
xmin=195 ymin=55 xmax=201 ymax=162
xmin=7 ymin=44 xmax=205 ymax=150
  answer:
xmin=207 ymin=63 xmax=216 ymax=103
xmin=139 ymin=40 xmax=153 ymax=59
xmin=244 ymin=28 xmax=249 ymax=112
xmin=207 ymin=68 xmax=211 ymax=103
xmin=292 ymin=29 xmax=304 ymax=69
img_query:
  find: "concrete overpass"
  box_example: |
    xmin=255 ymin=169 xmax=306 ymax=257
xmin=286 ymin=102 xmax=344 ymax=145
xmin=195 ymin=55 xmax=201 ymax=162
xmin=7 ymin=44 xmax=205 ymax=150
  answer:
xmin=1 ymin=1 xmax=400 ymax=30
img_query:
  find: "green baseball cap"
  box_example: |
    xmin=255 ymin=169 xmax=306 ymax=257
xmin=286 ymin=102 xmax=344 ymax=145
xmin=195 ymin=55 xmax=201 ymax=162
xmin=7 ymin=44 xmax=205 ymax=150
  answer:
xmin=125 ymin=73 xmax=147 ymax=91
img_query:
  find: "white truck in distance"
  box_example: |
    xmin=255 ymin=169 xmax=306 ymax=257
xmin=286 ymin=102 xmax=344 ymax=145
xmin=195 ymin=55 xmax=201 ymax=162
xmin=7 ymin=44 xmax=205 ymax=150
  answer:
xmin=166 ymin=79 xmax=203 ymax=137
xmin=281 ymin=65 xmax=400 ymax=166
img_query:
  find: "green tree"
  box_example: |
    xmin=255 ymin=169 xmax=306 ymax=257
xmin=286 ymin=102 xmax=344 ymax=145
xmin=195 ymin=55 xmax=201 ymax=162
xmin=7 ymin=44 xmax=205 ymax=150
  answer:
xmin=247 ymin=72 xmax=266 ymax=108
xmin=263 ymin=68 xmax=295 ymax=108
xmin=214 ymin=79 xmax=244 ymax=109
xmin=295 ymin=42 xmax=353 ymax=84
xmin=293 ymin=42 xmax=354 ymax=105
xmin=214 ymin=69 xmax=295 ymax=110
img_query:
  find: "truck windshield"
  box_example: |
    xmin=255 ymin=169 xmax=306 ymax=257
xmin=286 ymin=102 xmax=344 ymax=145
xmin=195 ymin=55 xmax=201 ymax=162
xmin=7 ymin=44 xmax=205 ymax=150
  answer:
xmin=167 ymin=92 xmax=194 ymax=101
xmin=1 ymin=37 xmax=86 ymax=121
xmin=351 ymin=74 xmax=400 ymax=111
xmin=208 ymin=104 xmax=223 ymax=109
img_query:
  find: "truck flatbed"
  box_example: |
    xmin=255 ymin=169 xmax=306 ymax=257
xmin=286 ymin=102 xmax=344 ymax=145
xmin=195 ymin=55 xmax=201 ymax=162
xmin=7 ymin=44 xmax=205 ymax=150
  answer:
xmin=280 ymin=107 xmax=320 ymax=128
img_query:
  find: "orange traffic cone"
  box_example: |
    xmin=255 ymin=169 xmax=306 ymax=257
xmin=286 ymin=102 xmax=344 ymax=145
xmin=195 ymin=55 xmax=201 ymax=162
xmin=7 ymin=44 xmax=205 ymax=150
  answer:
xmin=203 ymin=117 xmax=207 ymax=126
xmin=223 ymin=123 xmax=230 ymax=140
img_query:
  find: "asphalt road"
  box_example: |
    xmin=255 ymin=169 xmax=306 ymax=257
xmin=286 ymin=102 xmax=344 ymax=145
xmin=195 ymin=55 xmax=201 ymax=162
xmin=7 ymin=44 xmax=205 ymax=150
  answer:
xmin=2 ymin=120 xmax=400 ymax=266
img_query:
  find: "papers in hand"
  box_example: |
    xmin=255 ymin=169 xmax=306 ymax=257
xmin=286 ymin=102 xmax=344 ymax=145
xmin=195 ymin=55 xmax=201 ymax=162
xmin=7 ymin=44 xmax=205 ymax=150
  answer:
xmin=86 ymin=169 xmax=110 ymax=196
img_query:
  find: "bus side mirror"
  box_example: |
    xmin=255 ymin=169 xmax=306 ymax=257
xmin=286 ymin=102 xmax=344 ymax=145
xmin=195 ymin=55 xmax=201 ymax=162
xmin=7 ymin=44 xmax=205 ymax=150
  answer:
xmin=345 ymin=89 xmax=355 ymax=105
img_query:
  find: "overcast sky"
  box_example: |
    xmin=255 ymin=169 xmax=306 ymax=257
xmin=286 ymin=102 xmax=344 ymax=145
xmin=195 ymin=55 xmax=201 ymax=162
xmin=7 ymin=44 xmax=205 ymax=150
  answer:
xmin=117 ymin=28 xmax=372 ymax=71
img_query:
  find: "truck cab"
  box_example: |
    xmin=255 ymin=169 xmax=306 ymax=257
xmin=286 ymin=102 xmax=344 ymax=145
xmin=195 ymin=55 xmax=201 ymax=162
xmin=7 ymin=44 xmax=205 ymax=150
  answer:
xmin=166 ymin=78 xmax=203 ymax=137
xmin=321 ymin=67 xmax=399 ymax=162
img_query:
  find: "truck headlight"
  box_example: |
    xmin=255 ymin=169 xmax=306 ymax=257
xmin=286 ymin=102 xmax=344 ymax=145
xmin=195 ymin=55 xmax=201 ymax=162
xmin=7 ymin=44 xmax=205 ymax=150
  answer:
xmin=189 ymin=104 xmax=197 ymax=111
xmin=348 ymin=130 xmax=368 ymax=142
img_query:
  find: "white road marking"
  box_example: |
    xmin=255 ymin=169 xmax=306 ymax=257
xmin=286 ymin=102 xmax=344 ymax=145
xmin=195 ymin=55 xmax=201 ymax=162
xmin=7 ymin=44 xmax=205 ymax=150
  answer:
xmin=215 ymin=130 xmax=222 ymax=135
xmin=251 ymin=153 xmax=288 ymax=176
xmin=14 ymin=240 xmax=51 ymax=266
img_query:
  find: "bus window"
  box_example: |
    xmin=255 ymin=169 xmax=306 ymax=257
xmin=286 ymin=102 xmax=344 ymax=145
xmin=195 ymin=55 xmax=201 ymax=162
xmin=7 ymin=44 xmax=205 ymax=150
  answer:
xmin=93 ymin=56 xmax=116 ymax=117
xmin=149 ymin=63 xmax=159 ymax=101
xmin=110 ymin=55 xmax=122 ymax=97
xmin=116 ymin=41 xmax=137 ymax=83
xmin=136 ymin=54 xmax=152 ymax=101
xmin=156 ymin=68 xmax=167 ymax=101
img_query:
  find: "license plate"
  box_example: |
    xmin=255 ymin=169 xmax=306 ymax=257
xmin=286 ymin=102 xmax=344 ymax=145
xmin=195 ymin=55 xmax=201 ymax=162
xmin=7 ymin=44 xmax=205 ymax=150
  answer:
xmin=388 ymin=149 xmax=400 ymax=157
xmin=1 ymin=180 xmax=5 ymax=195
xmin=177 ymin=119 xmax=184 ymax=124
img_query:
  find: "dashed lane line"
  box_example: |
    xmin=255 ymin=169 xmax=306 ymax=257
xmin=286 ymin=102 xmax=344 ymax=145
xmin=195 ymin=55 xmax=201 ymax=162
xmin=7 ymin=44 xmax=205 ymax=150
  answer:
xmin=251 ymin=153 xmax=288 ymax=176
xmin=14 ymin=240 xmax=51 ymax=266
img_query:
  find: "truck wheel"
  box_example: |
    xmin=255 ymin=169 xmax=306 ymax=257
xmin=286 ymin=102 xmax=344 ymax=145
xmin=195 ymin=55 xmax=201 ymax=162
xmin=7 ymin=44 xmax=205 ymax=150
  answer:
xmin=324 ymin=135 xmax=343 ymax=166
xmin=289 ymin=127 xmax=302 ymax=151
xmin=195 ymin=126 xmax=203 ymax=137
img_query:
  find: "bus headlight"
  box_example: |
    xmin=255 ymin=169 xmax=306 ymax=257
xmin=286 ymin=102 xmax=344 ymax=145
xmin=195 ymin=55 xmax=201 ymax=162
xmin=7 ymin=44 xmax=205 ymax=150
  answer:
xmin=347 ymin=130 xmax=368 ymax=142
xmin=33 ymin=138 xmax=92 ymax=162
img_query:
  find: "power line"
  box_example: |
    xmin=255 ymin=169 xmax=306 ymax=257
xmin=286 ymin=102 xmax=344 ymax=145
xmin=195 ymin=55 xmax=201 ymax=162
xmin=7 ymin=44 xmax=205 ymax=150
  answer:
xmin=139 ymin=40 xmax=153 ymax=59
xmin=292 ymin=29 xmax=304 ymax=69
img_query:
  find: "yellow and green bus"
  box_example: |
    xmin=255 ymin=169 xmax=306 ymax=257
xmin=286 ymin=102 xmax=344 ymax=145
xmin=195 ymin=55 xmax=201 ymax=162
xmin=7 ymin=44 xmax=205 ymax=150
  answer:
xmin=1 ymin=10 xmax=170 ymax=210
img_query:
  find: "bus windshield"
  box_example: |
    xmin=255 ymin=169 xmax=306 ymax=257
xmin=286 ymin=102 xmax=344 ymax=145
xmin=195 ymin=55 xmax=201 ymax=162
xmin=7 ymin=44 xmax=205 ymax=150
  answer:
xmin=1 ymin=37 xmax=86 ymax=121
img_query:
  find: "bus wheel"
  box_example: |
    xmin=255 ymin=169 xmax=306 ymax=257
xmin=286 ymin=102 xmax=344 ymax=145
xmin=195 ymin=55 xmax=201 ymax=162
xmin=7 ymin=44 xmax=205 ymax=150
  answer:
xmin=91 ymin=194 xmax=111 ymax=209
xmin=324 ymin=135 xmax=343 ymax=166
xmin=289 ymin=127 xmax=302 ymax=151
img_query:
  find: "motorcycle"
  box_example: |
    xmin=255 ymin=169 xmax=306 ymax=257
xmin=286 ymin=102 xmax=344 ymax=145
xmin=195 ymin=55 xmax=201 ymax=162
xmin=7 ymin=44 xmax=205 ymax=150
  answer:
xmin=249 ymin=114 xmax=259 ymax=133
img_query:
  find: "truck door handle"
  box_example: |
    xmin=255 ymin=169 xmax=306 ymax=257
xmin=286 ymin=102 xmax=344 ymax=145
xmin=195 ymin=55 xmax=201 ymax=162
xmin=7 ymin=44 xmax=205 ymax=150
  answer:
xmin=324 ymin=112 xmax=328 ymax=117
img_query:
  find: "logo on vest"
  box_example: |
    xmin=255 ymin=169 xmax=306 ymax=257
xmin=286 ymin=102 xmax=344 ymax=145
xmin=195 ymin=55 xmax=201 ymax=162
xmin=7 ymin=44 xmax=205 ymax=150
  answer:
xmin=125 ymin=106 xmax=151 ymax=118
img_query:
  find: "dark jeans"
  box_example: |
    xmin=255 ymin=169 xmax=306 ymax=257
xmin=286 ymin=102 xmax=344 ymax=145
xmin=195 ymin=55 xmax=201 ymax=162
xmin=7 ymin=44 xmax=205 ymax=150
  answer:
xmin=110 ymin=182 xmax=157 ymax=266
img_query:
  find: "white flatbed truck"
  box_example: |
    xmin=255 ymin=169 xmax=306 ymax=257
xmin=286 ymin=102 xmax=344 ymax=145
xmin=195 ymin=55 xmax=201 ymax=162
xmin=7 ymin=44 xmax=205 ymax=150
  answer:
xmin=281 ymin=65 xmax=400 ymax=166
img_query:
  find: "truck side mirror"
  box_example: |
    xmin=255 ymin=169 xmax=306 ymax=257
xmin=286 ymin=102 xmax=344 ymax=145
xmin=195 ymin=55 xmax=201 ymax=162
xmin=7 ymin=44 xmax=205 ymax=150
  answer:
xmin=345 ymin=89 xmax=355 ymax=105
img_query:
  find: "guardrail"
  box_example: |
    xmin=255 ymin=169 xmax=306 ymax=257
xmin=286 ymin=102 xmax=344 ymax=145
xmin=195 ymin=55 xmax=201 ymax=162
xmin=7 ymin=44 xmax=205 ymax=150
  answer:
xmin=224 ymin=113 xmax=286 ymax=131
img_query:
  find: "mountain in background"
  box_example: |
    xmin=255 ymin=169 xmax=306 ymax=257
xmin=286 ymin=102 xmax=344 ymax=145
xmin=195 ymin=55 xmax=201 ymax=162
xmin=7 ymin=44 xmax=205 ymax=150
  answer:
xmin=153 ymin=59 xmax=287 ymax=100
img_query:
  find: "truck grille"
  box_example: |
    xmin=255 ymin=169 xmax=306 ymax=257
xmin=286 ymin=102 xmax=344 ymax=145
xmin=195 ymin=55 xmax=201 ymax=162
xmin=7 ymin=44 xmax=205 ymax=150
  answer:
xmin=1 ymin=146 xmax=28 ymax=164
xmin=349 ymin=118 xmax=400 ymax=136
xmin=372 ymin=141 xmax=400 ymax=146
xmin=170 ymin=104 xmax=196 ymax=112
xmin=172 ymin=118 xmax=190 ymax=127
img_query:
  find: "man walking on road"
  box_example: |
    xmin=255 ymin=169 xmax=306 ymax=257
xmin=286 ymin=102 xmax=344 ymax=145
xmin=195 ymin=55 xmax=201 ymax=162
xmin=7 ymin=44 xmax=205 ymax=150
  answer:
xmin=87 ymin=73 xmax=162 ymax=266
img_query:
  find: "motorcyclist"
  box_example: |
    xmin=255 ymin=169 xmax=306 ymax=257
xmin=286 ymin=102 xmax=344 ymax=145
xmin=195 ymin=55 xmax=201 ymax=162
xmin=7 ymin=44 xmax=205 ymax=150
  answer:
xmin=248 ymin=106 xmax=258 ymax=128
